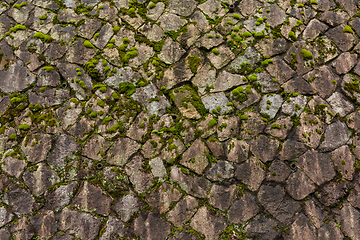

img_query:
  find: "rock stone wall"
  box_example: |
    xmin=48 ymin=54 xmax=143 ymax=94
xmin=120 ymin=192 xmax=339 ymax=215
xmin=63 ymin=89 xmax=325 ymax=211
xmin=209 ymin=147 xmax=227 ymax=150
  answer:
xmin=0 ymin=0 xmax=359 ymax=239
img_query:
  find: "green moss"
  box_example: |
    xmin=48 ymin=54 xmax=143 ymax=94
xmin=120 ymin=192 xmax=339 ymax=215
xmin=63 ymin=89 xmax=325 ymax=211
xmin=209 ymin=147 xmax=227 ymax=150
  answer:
xmin=33 ymin=32 xmax=52 ymax=42
xmin=149 ymin=2 xmax=156 ymax=9
xmin=332 ymin=80 xmax=337 ymax=85
xmin=261 ymin=59 xmax=273 ymax=67
xmin=139 ymin=122 xmax=145 ymax=128
xmin=208 ymin=119 xmax=218 ymax=128
xmin=343 ymin=25 xmax=354 ymax=34
xmin=310 ymin=0 xmax=318 ymax=4
xmin=97 ymin=100 xmax=105 ymax=107
xmin=43 ymin=66 xmax=54 ymax=72
xmin=9 ymin=133 xmax=16 ymax=141
xmin=227 ymin=21 xmax=233 ymax=26
xmin=248 ymin=73 xmax=257 ymax=82
xmin=240 ymin=114 xmax=248 ymax=120
xmin=13 ymin=2 xmax=27 ymax=10
xmin=244 ymin=31 xmax=252 ymax=37
xmin=212 ymin=48 xmax=220 ymax=55
xmin=113 ymin=26 xmax=120 ymax=35
xmin=233 ymin=14 xmax=240 ymax=20
xmin=271 ymin=123 xmax=281 ymax=129
xmin=288 ymin=31 xmax=297 ymax=41
xmin=301 ymin=49 xmax=313 ymax=60
xmin=19 ymin=124 xmax=30 ymax=131
xmin=119 ymin=82 xmax=135 ymax=96
xmin=89 ymin=111 xmax=97 ymax=118
xmin=79 ymin=81 xmax=87 ymax=90
xmin=112 ymin=92 xmax=120 ymax=100
xmin=84 ymin=40 xmax=95 ymax=48
xmin=187 ymin=55 xmax=201 ymax=74
xmin=9 ymin=24 xmax=26 ymax=33
xmin=39 ymin=15 xmax=48 ymax=20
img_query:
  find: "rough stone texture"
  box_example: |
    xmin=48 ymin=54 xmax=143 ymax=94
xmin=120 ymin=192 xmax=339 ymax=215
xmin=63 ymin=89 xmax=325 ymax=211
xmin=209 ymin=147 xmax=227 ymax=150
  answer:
xmin=190 ymin=206 xmax=227 ymax=239
xmin=2 ymin=2 xmax=360 ymax=239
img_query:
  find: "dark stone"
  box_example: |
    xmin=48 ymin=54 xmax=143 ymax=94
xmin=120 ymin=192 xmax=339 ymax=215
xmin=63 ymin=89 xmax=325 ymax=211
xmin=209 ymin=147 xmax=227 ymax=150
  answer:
xmin=228 ymin=192 xmax=260 ymax=224
xmin=133 ymin=211 xmax=171 ymax=240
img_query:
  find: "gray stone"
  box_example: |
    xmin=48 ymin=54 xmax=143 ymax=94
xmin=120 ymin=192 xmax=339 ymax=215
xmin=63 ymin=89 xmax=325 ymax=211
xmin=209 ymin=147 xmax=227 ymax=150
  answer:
xmin=99 ymin=215 xmax=127 ymax=240
xmin=255 ymin=72 xmax=280 ymax=93
xmin=330 ymin=145 xmax=355 ymax=181
xmin=250 ymin=135 xmax=279 ymax=162
xmin=211 ymin=71 xmax=246 ymax=93
xmin=341 ymin=74 xmax=360 ymax=104
xmin=318 ymin=10 xmax=349 ymax=27
xmin=259 ymin=94 xmax=283 ymax=119
xmin=286 ymin=170 xmax=317 ymax=200
xmin=226 ymin=138 xmax=249 ymax=163
xmin=156 ymin=60 xmax=193 ymax=90
xmin=45 ymin=182 xmax=77 ymax=212
xmin=0 ymin=206 xmax=13 ymax=227
xmin=159 ymin=13 xmax=187 ymax=31
xmin=47 ymin=134 xmax=80 ymax=170
xmin=238 ymin=0 xmax=262 ymax=16
xmin=112 ymin=192 xmax=141 ymax=222
xmin=30 ymin=210 xmax=56 ymax=239
xmin=128 ymin=43 xmax=155 ymax=68
xmin=240 ymin=111 xmax=267 ymax=139
xmin=230 ymin=85 xmax=262 ymax=111
xmin=58 ymin=208 xmax=102 ymax=240
xmin=281 ymin=95 xmax=307 ymax=117
xmin=313 ymin=36 xmax=339 ymax=65
xmin=180 ymin=138 xmax=209 ymax=174
xmin=91 ymin=23 xmax=113 ymax=49
xmin=333 ymin=52 xmax=357 ymax=74
xmin=149 ymin=157 xmax=167 ymax=178
xmin=217 ymin=116 xmax=240 ymax=141
xmin=235 ymin=156 xmax=266 ymax=191
xmin=170 ymin=166 xmax=210 ymax=198
xmin=167 ymin=195 xmax=198 ymax=227
xmin=167 ymin=0 xmax=197 ymax=17
xmin=77 ymin=18 xmax=102 ymax=39
xmin=208 ymin=184 xmax=237 ymax=211
xmin=227 ymin=47 xmax=260 ymax=74
xmin=208 ymin=45 xmax=235 ymax=69
xmin=1 ymin=150 xmax=26 ymax=178
xmin=201 ymin=92 xmax=232 ymax=115
xmin=23 ymin=163 xmax=60 ymax=196
xmin=228 ymin=192 xmax=259 ymax=224
xmin=126 ymin=112 xmax=150 ymax=141
xmin=319 ymin=121 xmax=350 ymax=152
xmin=0 ymin=60 xmax=35 ymax=93
xmin=205 ymin=161 xmax=234 ymax=182
xmin=147 ymin=2 xmax=165 ymax=21
xmin=2 ymin=184 xmax=36 ymax=216
xmin=190 ymin=206 xmax=227 ymax=240
xmin=278 ymin=139 xmax=307 ymax=161
xmin=125 ymin=155 xmax=153 ymax=193
xmin=158 ymin=38 xmax=186 ymax=64
xmin=133 ymin=211 xmax=171 ymax=240
xmin=198 ymin=0 xmax=226 ymax=19
xmin=281 ymin=77 xmax=316 ymax=95
xmin=206 ymin=139 xmax=225 ymax=159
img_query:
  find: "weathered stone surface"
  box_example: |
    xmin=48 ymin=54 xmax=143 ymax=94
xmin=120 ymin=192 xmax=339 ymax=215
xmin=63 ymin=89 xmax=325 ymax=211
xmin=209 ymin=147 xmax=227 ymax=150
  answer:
xmin=0 ymin=60 xmax=35 ymax=93
xmin=303 ymin=19 xmax=329 ymax=41
xmin=226 ymin=138 xmax=249 ymax=163
xmin=330 ymin=145 xmax=355 ymax=180
xmin=293 ymin=112 xmax=325 ymax=149
xmin=319 ymin=10 xmax=349 ymax=27
xmin=318 ymin=221 xmax=345 ymax=240
xmin=205 ymin=161 xmax=234 ymax=182
xmin=30 ymin=210 xmax=56 ymax=239
xmin=211 ymin=71 xmax=246 ymax=93
xmin=23 ymin=163 xmax=60 ymax=196
xmin=327 ymin=92 xmax=355 ymax=117
xmin=266 ymin=56 xmax=295 ymax=85
xmin=167 ymin=195 xmax=198 ymax=227
xmin=190 ymin=206 xmax=227 ymax=239
xmin=250 ymin=135 xmax=279 ymax=163
xmin=235 ymin=156 xmax=265 ymax=191
xmin=112 ymin=192 xmax=141 ymax=222
xmin=202 ymin=92 xmax=232 ymax=115
xmin=208 ymin=184 xmax=237 ymax=211
xmin=240 ymin=112 xmax=267 ymax=139
xmin=319 ymin=121 xmax=350 ymax=152
xmin=281 ymin=77 xmax=316 ymax=96
xmin=332 ymin=52 xmax=357 ymax=74
xmin=286 ymin=170 xmax=317 ymax=200
xmin=99 ymin=215 xmax=127 ymax=240
xmin=2 ymin=184 xmax=36 ymax=216
xmin=146 ymin=182 xmax=182 ymax=213
xmin=325 ymin=24 xmax=357 ymax=51
xmin=180 ymin=138 xmax=209 ymax=174
xmin=158 ymin=38 xmax=186 ymax=64
xmin=125 ymin=155 xmax=153 ymax=193
xmin=245 ymin=214 xmax=280 ymax=240
xmin=304 ymin=197 xmax=326 ymax=229
xmin=283 ymin=213 xmax=317 ymax=240
xmin=267 ymin=160 xmax=292 ymax=182
xmin=208 ymin=45 xmax=235 ymax=69
xmin=1 ymin=150 xmax=26 ymax=178
xmin=46 ymin=182 xmax=77 ymax=212
xmin=296 ymin=150 xmax=335 ymax=186
xmin=265 ymin=117 xmax=293 ymax=140
xmin=170 ymin=166 xmax=210 ymax=198
xmin=133 ymin=211 xmax=171 ymax=240
xmin=318 ymin=181 xmax=350 ymax=207
xmin=48 ymin=134 xmax=80 ymax=170
xmin=334 ymin=201 xmax=360 ymax=240
xmin=259 ymin=94 xmax=283 ymax=119
xmin=228 ymin=192 xmax=259 ymax=224
xmin=71 ymin=181 xmax=112 ymax=215
xmin=59 ymin=208 xmax=102 ymax=240
xmin=159 ymin=13 xmax=187 ymax=31
xmin=106 ymin=138 xmax=140 ymax=166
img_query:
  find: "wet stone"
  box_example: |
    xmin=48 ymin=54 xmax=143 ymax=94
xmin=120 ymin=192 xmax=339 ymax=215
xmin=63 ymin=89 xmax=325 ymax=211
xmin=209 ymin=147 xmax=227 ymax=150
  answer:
xmin=235 ymin=156 xmax=266 ymax=191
